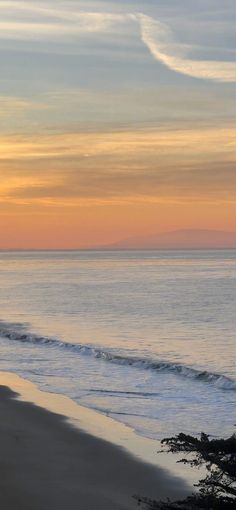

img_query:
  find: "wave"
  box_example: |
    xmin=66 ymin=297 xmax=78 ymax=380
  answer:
xmin=0 ymin=320 xmax=236 ymax=391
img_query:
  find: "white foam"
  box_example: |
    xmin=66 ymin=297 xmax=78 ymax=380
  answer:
xmin=0 ymin=320 xmax=235 ymax=391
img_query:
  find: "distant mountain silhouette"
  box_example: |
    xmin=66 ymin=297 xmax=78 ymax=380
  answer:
xmin=102 ymin=229 xmax=236 ymax=250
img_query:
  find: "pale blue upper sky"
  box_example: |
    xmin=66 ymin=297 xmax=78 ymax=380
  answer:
xmin=0 ymin=0 xmax=236 ymax=134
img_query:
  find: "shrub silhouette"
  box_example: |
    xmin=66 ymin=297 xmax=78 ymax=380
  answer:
xmin=136 ymin=432 xmax=236 ymax=509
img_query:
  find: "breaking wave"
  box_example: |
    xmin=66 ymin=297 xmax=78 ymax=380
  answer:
xmin=0 ymin=320 xmax=235 ymax=391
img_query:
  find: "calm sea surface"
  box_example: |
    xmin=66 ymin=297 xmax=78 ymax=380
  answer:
xmin=0 ymin=250 xmax=235 ymax=440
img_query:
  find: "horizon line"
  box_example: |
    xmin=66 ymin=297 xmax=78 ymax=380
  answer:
xmin=1 ymin=247 xmax=236 ymax=253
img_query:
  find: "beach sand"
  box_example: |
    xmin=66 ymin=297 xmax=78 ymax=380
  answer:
xmin=0 ymin=383 xmax=189 ymax=510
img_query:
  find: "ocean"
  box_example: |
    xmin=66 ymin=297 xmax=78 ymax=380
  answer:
xmin=0 ymin=250 xmax=235 ymax=441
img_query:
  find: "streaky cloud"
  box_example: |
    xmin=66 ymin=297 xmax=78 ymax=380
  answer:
xmin=0 ymin=127 xmax=236 ymax=206
xmin=0 ymin=1 xmax=130 ymax=39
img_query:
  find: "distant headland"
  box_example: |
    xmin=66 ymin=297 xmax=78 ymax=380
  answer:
xmin=97 ymin=229 xmax=236 ymax=250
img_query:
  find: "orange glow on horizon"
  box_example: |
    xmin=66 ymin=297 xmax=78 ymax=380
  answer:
xmin=0 ymin=200 xmax=235 ymax=250
xmin=0 ymin=127 xmax=235 ymax=249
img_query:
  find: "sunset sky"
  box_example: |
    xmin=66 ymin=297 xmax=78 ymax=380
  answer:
xmin=0 ymin=0 xmax=236 ymax=249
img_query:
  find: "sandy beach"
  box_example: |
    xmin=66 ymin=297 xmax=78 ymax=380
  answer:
xmin=0 ymin=382 xmax=189 ymax=510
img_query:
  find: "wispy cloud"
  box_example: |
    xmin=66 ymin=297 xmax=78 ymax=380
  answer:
xmin=0 ymin=96 xmax=38 ymax=117
xmin=0 ymin=2 xmax=235 ymax=82
xmin=139 ymin=14 xmax=236 ymax=83
xmin=0 ymin=1 xmax=130 ymax=41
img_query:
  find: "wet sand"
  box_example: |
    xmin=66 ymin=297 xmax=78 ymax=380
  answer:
xmin=0 ymin=384 xmax=189 ymax=510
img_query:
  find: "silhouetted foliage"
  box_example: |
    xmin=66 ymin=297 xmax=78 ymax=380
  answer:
xmin=136 ymin=432 xmax=236 ymax=509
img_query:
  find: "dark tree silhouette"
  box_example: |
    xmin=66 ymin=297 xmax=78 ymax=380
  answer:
xmin=136 ymin=432 xmax=236 ymax=509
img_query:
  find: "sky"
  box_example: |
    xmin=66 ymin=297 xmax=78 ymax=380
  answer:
xmin=0 ymin=0 xmax=236 ymax=248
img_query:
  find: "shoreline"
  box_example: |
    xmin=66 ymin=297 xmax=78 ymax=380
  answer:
xmin=0 ymin=372 xmax=191 ymax=510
